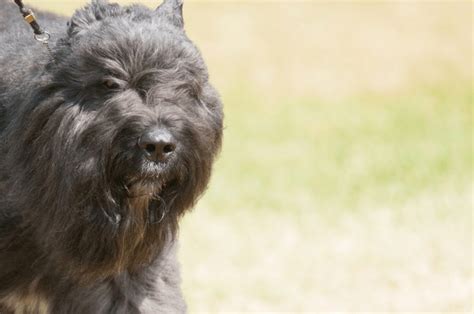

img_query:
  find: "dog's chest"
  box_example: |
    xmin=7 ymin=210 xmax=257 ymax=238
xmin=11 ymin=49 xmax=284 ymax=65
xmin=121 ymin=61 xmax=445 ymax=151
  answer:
xmin=1 ymin=291 xmax=50 ymax=314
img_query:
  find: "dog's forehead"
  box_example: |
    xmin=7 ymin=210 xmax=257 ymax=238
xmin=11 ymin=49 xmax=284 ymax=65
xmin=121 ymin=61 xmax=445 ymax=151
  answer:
xmin=74 ymin=22 xmax=205 ymax=80
xmin=88 ymin=20 xmax=185 ymax=55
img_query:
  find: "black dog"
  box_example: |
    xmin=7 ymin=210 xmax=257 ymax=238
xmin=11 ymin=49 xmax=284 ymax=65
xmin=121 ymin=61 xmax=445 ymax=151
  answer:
xmin=0 ymin=0 xmax=223 ymax=312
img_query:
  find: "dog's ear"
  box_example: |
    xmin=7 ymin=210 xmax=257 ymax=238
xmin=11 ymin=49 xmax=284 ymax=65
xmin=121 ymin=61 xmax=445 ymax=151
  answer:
xmin=155 ymin=0 xmax=184 ymax=28
xmin=68 ymin=0 xmax=120 ymax=37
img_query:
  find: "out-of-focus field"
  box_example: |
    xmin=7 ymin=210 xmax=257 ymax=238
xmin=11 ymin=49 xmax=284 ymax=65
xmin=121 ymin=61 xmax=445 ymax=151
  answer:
xmin=33 ymin=1 xmax=472 ymax=312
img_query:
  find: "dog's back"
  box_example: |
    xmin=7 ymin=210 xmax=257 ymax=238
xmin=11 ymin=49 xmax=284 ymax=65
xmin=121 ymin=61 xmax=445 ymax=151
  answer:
xmin=0 ymin=1 xmax=66 ymax=133
xmin=0 ymin=1 xmax=26 ymax=132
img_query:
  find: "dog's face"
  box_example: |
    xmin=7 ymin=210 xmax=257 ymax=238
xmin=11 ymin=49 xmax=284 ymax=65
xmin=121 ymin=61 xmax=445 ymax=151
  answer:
xmin=9 ymin=0 xmax=222 ymax=279
xmin=56 ymin=1 xmax=223 ymax=219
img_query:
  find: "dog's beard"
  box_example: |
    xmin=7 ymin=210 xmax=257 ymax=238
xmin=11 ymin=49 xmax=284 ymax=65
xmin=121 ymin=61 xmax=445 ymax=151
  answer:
xmin=45 ymin=151 xmax=187 ymax=282
xmin=58 ymin=182 xmax=182 ymax=282
xmin=101 ymin=143 xmax=183 ymax=224
xmin=121 ymin=177 xmax=180 ymax=225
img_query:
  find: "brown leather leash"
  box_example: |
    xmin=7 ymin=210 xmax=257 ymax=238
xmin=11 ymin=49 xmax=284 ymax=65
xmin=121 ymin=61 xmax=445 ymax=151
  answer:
xmin=13 ymin=0 xmax=52 ymax=55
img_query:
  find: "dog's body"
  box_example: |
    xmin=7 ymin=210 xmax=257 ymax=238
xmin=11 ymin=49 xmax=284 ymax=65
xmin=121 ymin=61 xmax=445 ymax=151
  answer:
xmin=0 ymin=1 xmax=223 ymax=313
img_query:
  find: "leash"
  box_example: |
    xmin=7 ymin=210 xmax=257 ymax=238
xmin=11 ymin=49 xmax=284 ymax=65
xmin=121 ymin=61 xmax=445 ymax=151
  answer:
xmin=13 ymin=0 xmax=53 ymax=56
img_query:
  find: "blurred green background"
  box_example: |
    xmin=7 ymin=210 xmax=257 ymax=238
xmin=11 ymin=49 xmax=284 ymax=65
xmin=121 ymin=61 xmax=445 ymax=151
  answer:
xmin=33 ymin=0 xmax=472 ymax=312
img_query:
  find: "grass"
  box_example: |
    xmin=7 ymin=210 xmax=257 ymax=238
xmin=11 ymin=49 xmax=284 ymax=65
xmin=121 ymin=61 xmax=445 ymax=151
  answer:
xmin=182 ymin=83 xmax=472 ymax=312
xmin=30 ymin=1 xmax=473 ymax=312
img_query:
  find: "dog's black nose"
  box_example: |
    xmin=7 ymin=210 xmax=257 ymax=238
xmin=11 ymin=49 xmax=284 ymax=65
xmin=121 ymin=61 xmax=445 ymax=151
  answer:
xmin=138 ymin=128 xmax=177 ymax=162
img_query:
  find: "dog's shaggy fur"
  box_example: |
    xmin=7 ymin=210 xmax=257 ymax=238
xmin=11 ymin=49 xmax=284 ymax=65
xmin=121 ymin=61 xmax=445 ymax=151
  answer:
xmin=0 ymin=0 xmax=223 ymax=312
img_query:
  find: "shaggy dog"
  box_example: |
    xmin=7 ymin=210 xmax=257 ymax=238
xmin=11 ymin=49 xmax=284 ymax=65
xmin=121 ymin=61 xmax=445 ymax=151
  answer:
xmin=0 ymin=0 xmax=223 ymax=312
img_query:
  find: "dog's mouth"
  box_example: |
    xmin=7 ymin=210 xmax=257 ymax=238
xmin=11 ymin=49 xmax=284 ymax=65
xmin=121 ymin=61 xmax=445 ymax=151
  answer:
xmin=121 ymin=174 xmax=180 ymax=224
xmin=125 ymin=158 xmax=179 ymax=194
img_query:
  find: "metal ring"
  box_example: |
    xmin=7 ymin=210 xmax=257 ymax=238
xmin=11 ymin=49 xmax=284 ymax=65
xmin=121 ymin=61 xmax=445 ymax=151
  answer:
xmin=34 ymin=31 xmax=50 ymax=43
xmin=156 ymin=209 xmax=166 ymax=224
xmin=150 ymin=208 xmax=167 ymax=224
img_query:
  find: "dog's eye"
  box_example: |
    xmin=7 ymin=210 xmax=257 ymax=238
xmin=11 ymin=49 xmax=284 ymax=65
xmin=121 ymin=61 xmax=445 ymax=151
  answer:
xmin=103 ymin=80 xmax=120 ymax=90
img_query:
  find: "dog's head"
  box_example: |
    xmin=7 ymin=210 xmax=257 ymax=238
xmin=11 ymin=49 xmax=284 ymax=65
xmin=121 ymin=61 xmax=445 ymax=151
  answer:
xmin=8 ymin=0 xmax=223 ymax=279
